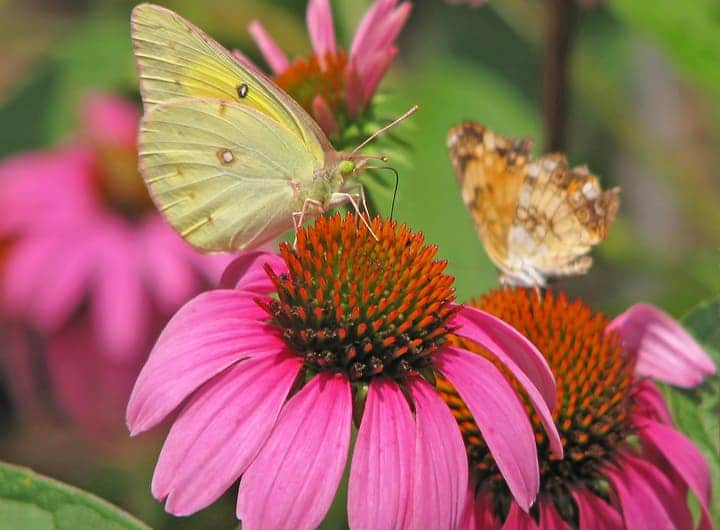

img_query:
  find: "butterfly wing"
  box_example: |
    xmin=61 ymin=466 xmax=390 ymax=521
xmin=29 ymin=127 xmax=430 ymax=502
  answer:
xmin=139 ymin=97 xmax=319 ymax=251
xmin=508 ymin=155 xmax=619 ymax=282
xmin=448 ymin=122 xmax=619 ymax=286
xmin=131 ymin=3 xmax=332 ymax=157
xmin=447 ymin=122 xmax=533 ymax=276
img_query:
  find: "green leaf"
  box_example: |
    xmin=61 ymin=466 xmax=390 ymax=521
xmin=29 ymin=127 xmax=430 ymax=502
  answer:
xmin=0 ymin=461 xmax=151 ymax=530
xmin=609 ymin=0 xmax=720 ymax=100
xmin=663 ymin=297 xmax=720 ymax=522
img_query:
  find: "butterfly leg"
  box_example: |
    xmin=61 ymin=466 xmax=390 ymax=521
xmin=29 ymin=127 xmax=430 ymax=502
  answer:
xmin=329 ymin=190 xmax=378 ymax=241
xmin=341 ymin=182 xmax=372 ymax=220
xmin=292 ymin=198 xmax=324 ymax=248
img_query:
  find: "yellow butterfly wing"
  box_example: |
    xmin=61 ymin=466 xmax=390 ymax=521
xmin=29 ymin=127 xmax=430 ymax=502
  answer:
xmin=139 ymin=98 xmax=320 ymax=251
xmin=131 ymin=3 xmax=332 ymax=158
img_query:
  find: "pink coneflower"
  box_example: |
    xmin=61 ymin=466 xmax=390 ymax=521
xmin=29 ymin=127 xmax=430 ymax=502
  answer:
xmin=439 ymin=288 xmax=715 ymax=530
xmin=245 ymin=0 xmax=411 ymax=144
xmin=0 ymin=93 xmax=228 ymax=361
xmin=127 ymin=214 xmax=563 ymax=529
xmin=0 ymin=93 xmax=229 ymax=433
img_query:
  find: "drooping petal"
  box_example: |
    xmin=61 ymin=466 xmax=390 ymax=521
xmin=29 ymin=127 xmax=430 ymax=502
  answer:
xmin=458 ymin=488 xmax=477 ymax=530
xmin=344 ymin=60 xmax=365 ymax=119
xmin=231 ymin=49 xmax=266 ymax=74
xmin=2 ymin=234 xmax=94 ymax=331
xmin=572 ymin=489 xmax=624 ymax=530
xmin=608 ymin=303 xmax=715 ymax=387
xmin=452 ymin=307 xmax=562 ymax=459
xmin=248 ymin=20 xmax=290 ymax=74
xmin=408 ymin=378 xmax=468 ymax=530
xmin=453 ymin=304 xmax=556 ymax=408
xmin=465 ymin=492 xmax=499 ymax=530
xmin=311 ymin=95 xmax=339 ymax=137
xmin=237 ymin=373 xmax=352 ymax=530
xmin=126 ymin=290 xmax=284 ymax=434
xmin=348 ymin=378 xmax=414 ymax=530
xmin=92 ymin=221 xmax=148 ymax=360
xmin=306 ymin=0 xmax=336 ymax=60
xmin=638 ymin=419 xmax=713 ymax=530
xmin=634 ymin=380 xmax=673 ymax=424
xmin=219 ymin=251 xmax=288 ymax=293
xmin=605 ymin=456 xmax=677 ymax=530
xmin=502 ymin=502 xmax=538 ymax=529
xmin=539 ymin=502 xmax=572 ymax=530
xmin=435 ymin=347 xmax=538 ymax=512
xmin=153 ymin=354 xmax=302 ymax=516
xmin=352 ymin=3 xmax=411 ymax=72
xmin=358 ymin=48 xmax=399 ymax=104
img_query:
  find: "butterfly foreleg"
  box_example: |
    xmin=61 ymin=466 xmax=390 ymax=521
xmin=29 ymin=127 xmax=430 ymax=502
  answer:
xmin=292 ymin=198 xmax=325 ymax=248
xmin=329 ymin=190 xmax=378 ymax=241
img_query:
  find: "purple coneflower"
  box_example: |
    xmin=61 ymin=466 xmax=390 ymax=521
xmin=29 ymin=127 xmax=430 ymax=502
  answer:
xmin=439 ymin=288 xmax=715 ymax=530
xmin=127 ymin=214 xmax=563 ymax=530
xmin=245 ymin=0 xmax=411 ymax=143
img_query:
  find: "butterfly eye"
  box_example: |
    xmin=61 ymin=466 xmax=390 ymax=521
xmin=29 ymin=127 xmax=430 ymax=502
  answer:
xmin=339 ymin=160 xmax=355 ymax=176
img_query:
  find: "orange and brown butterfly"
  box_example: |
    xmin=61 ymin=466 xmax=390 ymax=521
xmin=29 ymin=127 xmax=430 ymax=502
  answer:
xmin=447 ymin=121 xmax=620 ymax=287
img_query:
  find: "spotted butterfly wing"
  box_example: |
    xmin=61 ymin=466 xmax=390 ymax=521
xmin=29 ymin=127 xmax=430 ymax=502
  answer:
xmin=447 ymin=122 xmax=619 ymax=286
xmin=132 ymin=3 xmax=347 ymax=251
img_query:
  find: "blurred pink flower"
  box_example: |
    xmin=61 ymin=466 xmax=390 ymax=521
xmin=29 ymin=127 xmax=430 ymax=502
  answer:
xmin=246 ymin=0 xmax=411 ymax=138
xmin=127 ymin=214 xmax=562 ymax=529
xmin=0 ymin=93 xmax=230 ymax=432
xmin=450 ymin=289 xmax=715 ymax=530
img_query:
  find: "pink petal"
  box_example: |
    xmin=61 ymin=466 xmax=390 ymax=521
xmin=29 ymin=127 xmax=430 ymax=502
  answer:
xmin=359 ymin=48 xmax=399 ymax=104
xmin=352 ymin=3 xmax=411 ymax=72
xmin=0 ymin=324 xmax=45 ymax=418
xmin=153 ymin=354 xmax=302 ymax=515
xmin=306 ymin=0 xmax=336 ymax=60
xmin=219 ymin=251 xmax=288 ymax=293
xmin=458 ymin=488 xmax=477 ymax=530
xmin=608 ymin=303 xmax=716 ymax=387
xmin=126 ymin=289 xmax=285 ymax=435
xmin=311 ymin=95 xmax=339 ymax=137
xmin=452 ymin=307 xmax=562 ymax=458
xmin=138 ymin=218 xmax=199 ymax=314
xmin=539 ymin=502 xmax=572 ymax=530
xmin=572 ymin=488 xmax=624 ymax=530
xmin=46 ymin=318 xmax=139 ymax=437
xmin=634 ymin=380 xmax=673 ymax=424
xmin=231 ymin=49 xmax=266 ymax=74
xmin=408 ymin=377 xmax=468 ymax=530
xmin=2 ymin=234 xmax=94 ymax=330
xmin=502 ymin=502 xmax=538 ymax=529
xmin=638 ymin=419 xmax=713 ymax=530
xmin=92 ymin=222 xmax=149 ymax=361
xmin=80 ymin=92 xmax=139 ymax=148
xmin=344 ymin=61 xmax=365 ymax=120
xmin=248 ymin=20 xmax=290 ymax=74
xmin=474 ymin=493 xmax=500 ymax=529
xmin=237 ymin=373 xmax=352 ymax=530
xmin=605 ymin=456 xmax=677 ymax=530
xmin=453 ymin=304 xmax=556 ymax=407
xmin=348 ymin=379 xmax=414 ymax=530
xmin=350 ymin=0 xmax=400 ymax=58
xmin=435 ymin=346 xmax=539 ymax=512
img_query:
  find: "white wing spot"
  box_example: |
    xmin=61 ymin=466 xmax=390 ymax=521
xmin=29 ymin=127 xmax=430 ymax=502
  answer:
xmin=218 ymin=149 xmax=235 ymax=165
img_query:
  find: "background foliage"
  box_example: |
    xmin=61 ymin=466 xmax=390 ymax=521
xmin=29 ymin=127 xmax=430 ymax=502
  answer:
xmin=0 ymin=0 xmax=718 ymax=528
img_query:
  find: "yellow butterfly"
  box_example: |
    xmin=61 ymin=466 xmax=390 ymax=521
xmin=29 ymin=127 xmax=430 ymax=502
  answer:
xmin=447 ymin=122 xmax=620 ymax=287
xmin=132 ymin=4 xmax=413 ymax=251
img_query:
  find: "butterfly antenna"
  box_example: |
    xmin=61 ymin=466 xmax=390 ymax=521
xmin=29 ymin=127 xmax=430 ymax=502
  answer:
xmin=350 ymin=105 xmax=419 ymax=156
xmin=364 ymin=166 xmax=400 ymax=220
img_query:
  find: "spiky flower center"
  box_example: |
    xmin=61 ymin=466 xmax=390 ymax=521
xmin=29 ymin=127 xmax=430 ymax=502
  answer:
xmin=438 ymin=288 xmax=636 ymax=520
xmin=259 ymin=214 xmax=458 ymax=383
xmin=275 ymin=51 xmax=348 ymax=118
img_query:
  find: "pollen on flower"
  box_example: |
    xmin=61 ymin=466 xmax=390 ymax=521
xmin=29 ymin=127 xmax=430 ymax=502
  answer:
xmin=275 ymin=50 xmax=348 ymax=118
xmin=437 ymin=288 xmax=636 ymax=518
xmin=257 ymin=213 xmax=459 ymax=383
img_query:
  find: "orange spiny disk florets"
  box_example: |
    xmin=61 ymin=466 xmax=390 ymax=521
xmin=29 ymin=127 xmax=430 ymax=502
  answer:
xmin=438 ymin=287 xmax=636 ymax=501
xmin=261 ymin=213 xmax=458 ymax=382
xmin=275 ymin=50 xmax=348 ymax=117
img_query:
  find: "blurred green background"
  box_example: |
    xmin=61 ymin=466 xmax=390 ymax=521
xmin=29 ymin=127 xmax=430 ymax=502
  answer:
xmin=0 ymin=0 xmax=718 ymax=528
